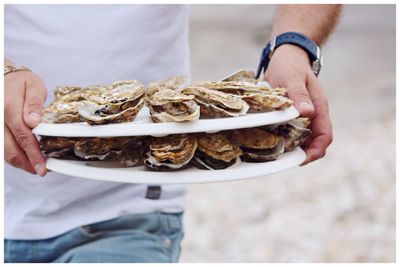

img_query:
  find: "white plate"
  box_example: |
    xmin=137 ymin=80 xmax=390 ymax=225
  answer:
xmin=45 ymin=147 xmax=306 ymax=184
xmin=33 ymin=106 xmax=299 ymax=137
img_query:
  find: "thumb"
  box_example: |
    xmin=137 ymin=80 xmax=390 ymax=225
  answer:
xmin=23 ymin=76 xmax=47 ymax=128
xmin=287 ymin=83 xmax=315 ymax=118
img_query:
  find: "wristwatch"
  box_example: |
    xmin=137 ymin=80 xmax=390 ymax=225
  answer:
xmin=256 ymin=31 xmax=323 ymax=79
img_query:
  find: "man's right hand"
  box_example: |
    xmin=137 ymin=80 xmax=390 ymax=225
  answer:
xmin=4 ymin=68 xmax=47 ymax=176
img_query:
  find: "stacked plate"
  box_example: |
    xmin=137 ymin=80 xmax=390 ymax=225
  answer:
xmin=33 ymin=106 xmax=305 ymax=184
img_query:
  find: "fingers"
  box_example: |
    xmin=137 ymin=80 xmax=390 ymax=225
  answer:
xmin=287 ymin=82 xmax=315 ymax=118
xmin=6 ymin=119 xmax=47 ymax=176
xmin=23 ymin=75 xmax=47 ymax=128
xmin=302 ymin=76 xmax=332 ymax=165
xmin=5 ymin=79 xmax=47 ymax=176
xmin=4 ymin=125 xmax=36 ymax=174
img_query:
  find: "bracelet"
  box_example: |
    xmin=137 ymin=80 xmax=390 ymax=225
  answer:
xmin=4 ymin=64 xmax=31 ymax=76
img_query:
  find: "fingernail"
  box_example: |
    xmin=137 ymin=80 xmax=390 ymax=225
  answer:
xmin=34 ymin=164 xmax=45 ymax=177
xmin=299 ymin=102 xmax=314 ymax=111
xmin=28 ymin=112 xmax=41 ymax=124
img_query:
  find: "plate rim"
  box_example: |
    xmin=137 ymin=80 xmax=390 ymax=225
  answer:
xmin=33 ymin=106 xmax=299 ymax=137
xmin=45 ymin=147 xmax=306 ymax=184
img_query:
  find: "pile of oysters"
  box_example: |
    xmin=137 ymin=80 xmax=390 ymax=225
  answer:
xmin=42 ymin=70 xmax=292 ymax=125
xmin=39 ymin=70 xmax=311 ymax=171
xmin=39 ymin=118 xmax=311 ymax=171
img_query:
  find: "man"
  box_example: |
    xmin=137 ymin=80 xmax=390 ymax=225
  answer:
xmin=4 ymin=4 xmax=340 ymax=263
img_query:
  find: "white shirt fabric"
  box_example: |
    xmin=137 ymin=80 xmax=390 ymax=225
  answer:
xmin=5 ymin=4 xmax=190 ymax=240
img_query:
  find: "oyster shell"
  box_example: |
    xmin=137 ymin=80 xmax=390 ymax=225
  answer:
xmin=181 ymin=86 xmax=249 ymax=118
xmin=241 ymin=93 xmax=293 ymax=111
xmin=115 ymin=140 xmax=148 ymax=167
xmin=79 ymin=85 xmax=108 ymax=104
xmin=196 ymin=80 xmax=291 ymax=112
xmin=147 ymin=76 xmax=186 ymax=97
xmin=147 ymin=88 xmax=200 ymax=122
xmin=222 ymin=69 xmax=258 ymax=83
xmin=39 ymin=136 xmax=79 ymax=159
xmin=144 ymin=134 xmax=197 ymax=171
xmin=79 ymin=80 xmax=145 ymax=125
xmin=232 ymin=128 xmax=285 ymax=162
xmin=54 ymin=86 xmax=82 ymax=100
xmin=43 ymin=101 xmax=90 ymax=123
xmin=261 ymin=117 xmax=311 ymax=151
xmin=74 ymin=136 xmax=146 ymax=166
xmin=192 ymin=132 xmax=242 ymax=170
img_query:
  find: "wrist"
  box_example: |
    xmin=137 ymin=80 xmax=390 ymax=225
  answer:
xmin=272 ymin=44 xmax=310 ymax=64
xmin=256 ymin=32 xmax=323 ymax=78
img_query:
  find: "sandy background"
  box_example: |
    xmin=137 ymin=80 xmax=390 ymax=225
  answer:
xmin=181 ymin=4 xmax=396 ymax=263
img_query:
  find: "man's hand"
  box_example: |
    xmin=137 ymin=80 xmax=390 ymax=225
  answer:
xmin=264 ymin=44 xmax=332 ymax=164
xmin=4 ymin=69 xmax=47 ymax=176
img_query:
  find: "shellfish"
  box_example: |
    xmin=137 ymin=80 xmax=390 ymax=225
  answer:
xmin=181 ymin=86 xmax=249 ymax=118
xmin=261 ymin=117 xmax=311 ymax=152
xmin=39 ymin=136 xmax=79 ymax=159
xmin=147 ymin=88 xmax=200 ymax=122
xmin=232 ymin=128 xmax=285 ymax=162
xmin=144 ymin=134 xmax=197 ymax=171
xmin=192 ymin=132 xmax=242 ymax=170
xmin=79 ymin=80 xmax=145 ymax=125
xmin=74 ymin=136 xmax=146 ymax=166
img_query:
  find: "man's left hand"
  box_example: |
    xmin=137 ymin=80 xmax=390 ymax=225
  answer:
xmin=264 ymin=44 xmax=333 ymax=164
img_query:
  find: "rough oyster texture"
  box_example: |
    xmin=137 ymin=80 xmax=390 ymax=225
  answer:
xmin=54 ymin=86 xmax=82 ymax=99
xmin=147 ymin=88 xmax=200 ymax=122
xmin=181 ymin=86 xmax=249 ymax=118
xmin=74 ymin=136 xmax=146 ymax=166
xmin=192 ymin=132 xmax=242 ymax=170
xmin=144 ymin=134 xmax=197 ymax=171
xmin=232 ymin=128 xmax=285 ymax=162
xmin=39 ymin=136 xmax=79 ymax=159
xmin=222 ymin=69 xmax=258 ymax=83
xmin=147 ymin=76 xmax=186 ymax=96
xmin=41 ymin=136 xmax=147 ymax=166
xmin=262 ymin=117 xmax=311 ymax=152
xmin=43 ymin=101 xmax=90 ymax=123
xmin=196 ymin=80 xmax=292 ymax=112
xmin=79 ymin=80 xmax=145 ymax=125
xmin=241 ymin=93 xmax=292 ymax=111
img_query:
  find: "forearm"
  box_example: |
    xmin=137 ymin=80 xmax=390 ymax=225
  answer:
xmin=271 ymin=4 xmax=342 ymax=45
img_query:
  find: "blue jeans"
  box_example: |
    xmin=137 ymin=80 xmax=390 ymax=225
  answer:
xmin=4 ymin=212 xmax=184 ymax=263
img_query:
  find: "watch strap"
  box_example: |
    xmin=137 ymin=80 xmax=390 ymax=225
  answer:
xmin=256 ymin=32 xmax=321 ymax=78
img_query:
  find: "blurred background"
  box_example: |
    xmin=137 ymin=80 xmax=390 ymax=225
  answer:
xmin=181 ymin=5 xmax=395 ymax=262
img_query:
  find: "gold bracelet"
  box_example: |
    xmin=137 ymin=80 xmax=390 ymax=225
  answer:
xmin=4 ymin=64 xmax=31 ymax=76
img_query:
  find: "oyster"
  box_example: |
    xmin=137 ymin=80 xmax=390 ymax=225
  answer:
xmin=232 ymin=128 xmax=285 ymax=162
xmin=192 ymin=132 xmax=242 ymax=170
xmin=74 ymin=136 xmax=146 ymax=166
xmin=115 ymin=140 xmax=148 ymax=167
xmin=147 ymin=88 xmax=200 ymax=122
xmin=261 ymin=117 xmax=311 ymax=151
xmin=196 ymin=80 xmax=291 ymax=112
xmin=79 ymin=85 xmax=108 ymax=104
xmin=147 ymin=76 xmax=186 ymax=96
xmin=181 ymin=86 xmax=249 ymax=118
xmin=43 ymin=101 xmax=90 ymax=123
xmin=39 ymin=136 xmax=79 ymax=159
xmin=79 ymin=80 xmax=145 ymax=125
xmin=54 ymin=86 xmax=82 ymax=100
xmin=222 ymin=69 xmax=258 ymax=83
xmin=144 ymin=134 xmax=197 ymax=171
xmin=241 ymin=93 xmax=293 ymax=112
